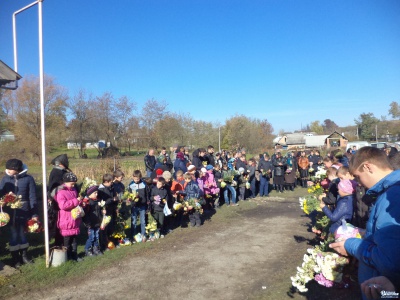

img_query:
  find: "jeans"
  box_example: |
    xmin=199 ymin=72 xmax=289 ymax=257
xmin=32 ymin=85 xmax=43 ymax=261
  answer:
xmin=85 ymin=228 xmax=100 ymax=250
xmin=131 ymin=205 xmax=147 ymax=238
xmin=9 ymin=223 xmax=29 ymax=251
xmin=223 ymin=184 xmax=237 ymax=205
xmin=238 ymin=187 xmax=246 ymax=201
xmin=146 ymin=170 xmax=152 ymax=178
xmin=250 ymin=178 xmax=257 ymax=198
xmin=259 ymin=176 xmax=270 ymax=196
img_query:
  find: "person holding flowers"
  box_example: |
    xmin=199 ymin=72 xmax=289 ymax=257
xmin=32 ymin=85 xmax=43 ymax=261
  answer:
xmin=128 ymin=170 xmax=148 ymax=242
xmin=55 ymin=172 xmax=83 ymax=261
xmin=0 ymin=159 xmax=37 ymax=268
xmin=330 ymin=147 xmax=400 ymax=299
xmin=258 ymin=153 xmax=272 ymax=197
xmin=221 ymin=163 xmax=238 ymax=206
xmin=83 ymin=185 xmax=104 ymax=256
xmin=183 ymin=173 xmax=203 ymax=227
xmin=150 ymin=177 xmax=169 ymax=235
xmin=320 ymin=179 xmax=355 ymax=234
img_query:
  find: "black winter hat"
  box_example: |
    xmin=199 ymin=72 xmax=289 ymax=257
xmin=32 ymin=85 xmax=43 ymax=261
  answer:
xmin=62 ymin=172 xmax=77 ymax=183
xmin=51 ymin=154 xmax=69 ymax=168
xmin=6 ymin=159 xmax=23 ymax=172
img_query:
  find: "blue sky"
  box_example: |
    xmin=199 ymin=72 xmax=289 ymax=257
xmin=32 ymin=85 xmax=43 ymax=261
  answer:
xmin=1 ymin=0 xmax=399 ymax=133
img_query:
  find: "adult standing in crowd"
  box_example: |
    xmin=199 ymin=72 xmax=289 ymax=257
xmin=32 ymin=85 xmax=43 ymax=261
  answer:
xmin=298 ymin=151 xmax=309 ymax=188
xmin=330 ymin=147 xmax=400 ymax=300
xmin=48 ymin=154 xmax=71 ymax=247
xmin=273 ymin=152 xmax=286 ymax=193
xmin=144 ymin=148 xmax=156 ymax=178
xmin=204 ymin=145 xmax=216 ymax=167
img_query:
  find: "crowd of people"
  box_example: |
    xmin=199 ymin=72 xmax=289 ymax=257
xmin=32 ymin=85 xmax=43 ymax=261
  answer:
xmin=0 ymin=143 xmax=399 ymax=299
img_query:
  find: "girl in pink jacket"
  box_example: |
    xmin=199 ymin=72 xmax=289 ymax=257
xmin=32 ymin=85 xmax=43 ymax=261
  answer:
xmin=55 ymin=172 xmax=83 ymax=261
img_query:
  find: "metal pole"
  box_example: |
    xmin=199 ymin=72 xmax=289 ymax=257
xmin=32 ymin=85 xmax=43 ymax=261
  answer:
xmin=218 ymin=127 xmax=221 ymax=152
xmin=12 ymin=1 xmax=39 ymax=72
xmin=12 ymin=0 xmax=49 ymax=268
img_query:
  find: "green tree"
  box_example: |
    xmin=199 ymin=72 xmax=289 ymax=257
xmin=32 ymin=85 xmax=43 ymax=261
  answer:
xmin=389 ymin=101 xmax=400 ymax=119
xmin=355 ymin=112 xmax=379 ymax=141
xmin=310 ymin=120 xmax=324 ymax=134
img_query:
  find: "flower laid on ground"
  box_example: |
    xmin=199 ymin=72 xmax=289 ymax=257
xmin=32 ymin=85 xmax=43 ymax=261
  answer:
xmin=291 ymin=240 xmax=350 ymax=292
xmin=79 ymin=177 xmax=97 ymax=197
xmin=26 ymin=218 xmax=43 ymax=233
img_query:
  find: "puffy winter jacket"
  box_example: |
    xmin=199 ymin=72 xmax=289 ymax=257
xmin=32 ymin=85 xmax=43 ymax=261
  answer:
xmin=55 ymin=185 xmax=81 ymax=236
xmin=322 ymin=194 xmax=353 ymax=234
xmin=344 ymin=170 xmax=400 ymax=295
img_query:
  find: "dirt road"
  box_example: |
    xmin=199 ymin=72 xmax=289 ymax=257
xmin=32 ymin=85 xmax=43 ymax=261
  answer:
xmin=11 ymin=196 xmax=361 ymax=300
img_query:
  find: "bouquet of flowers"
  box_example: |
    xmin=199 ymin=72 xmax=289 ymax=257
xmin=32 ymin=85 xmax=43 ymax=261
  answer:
xmin=184 ymin=198 xmax=203 ymax=214
xmin=79 ymin=177 xmax=97 ymax=197
xmin=307 ymin=182 xmax=325 ymax=198
xmin=0 ymin=211 xmax=10 ymax=227
xmin=222 ymin=170 xmax=236 ymax=183
xmin=299 ymin=196 xmax=321 ymax=215
xmin=121 ymin=189 xmax=138 ymax=204
xmin=26 ymin=218 xmax=43 ymax=233
xmin=100 ymin=215 xmax=111 ymax=230
xmin=291 ymin=241 xmax=350 ymax=292
xmin=314 ymin=168 xmax=327 ymax=180
xmin=311 ymin=213 xmax=331 ymax=239
xmin=0 ymin=193 xmax=23 ymax=209
xmin=71 ymin=205 xmax=85 ymax=220
xmin=145 ymin=213 xmax=158 ymax=234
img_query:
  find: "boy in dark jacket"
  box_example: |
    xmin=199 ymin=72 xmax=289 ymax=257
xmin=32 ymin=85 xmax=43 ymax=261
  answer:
xmin=129 ymin=170 xmax=148 ymax=241
xmin=319 ymin=167 xmax=340 ymax=206
xmin=0 ymin=159 xmax=37 ymax=267
xmin=83 ymin=185 xmax=104 ymax=256
xmin=183 ymin=173 xmax=203 ymax=227
xmin=151 ymin=177 xmax=168 ymax=235
xmin=97 ymin=174 xmax=117 ymax=249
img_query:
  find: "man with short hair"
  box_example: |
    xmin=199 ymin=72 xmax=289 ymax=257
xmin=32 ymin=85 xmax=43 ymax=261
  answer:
xmin=205 ymin=145 xmax=215 ymax=167
xmin=330 ymin=147 xmax=400 ymax=299
xmin=144 ymin=148 xmax=156 ymax=178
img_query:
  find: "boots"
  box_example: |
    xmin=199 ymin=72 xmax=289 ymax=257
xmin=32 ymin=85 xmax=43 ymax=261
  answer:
xmin=20 ymin=248 xmax=32 ymax=265
xmin=92 ymin=246 xmax=103 ymax=256
xmin=11 ymin=251 xmax=21 ymax=268
xmin=71 ymin=251 xmax=83 ymax=262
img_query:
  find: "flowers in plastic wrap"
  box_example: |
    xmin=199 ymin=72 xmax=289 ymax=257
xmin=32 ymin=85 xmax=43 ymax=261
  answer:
xmin=145 ymin=213 xmax=158 ymax=234
xmin=307 ymin=182 xmax=324 ymax=197
xmin=71 ymin=205 xmax=85 ymax=220
xmin=122 ymin=189 xmax=138 ymax=204
xmin=26 ymin=218 xmax=43 ymax=233
xmin=0 ymin=211 xmax=10 ymax=227
xmin=334 ymin=220 xmax=362 ymax=242
xmin=291 ymin=239 xmax=350 ymax=292
xmin=245 ymin=182 xmax=251 ymax=189
xmin=220 ymin=182 xmax=226 ymax=188
xmin=100 ymin=215 xmax=111 ymax=230
xmin=222 ymin=170 xmax=236 ymax=183
xmin=79 ymin=177 xmax=97 ymax=197
xmin=0 ymin=193 xmax=23 ymax=209
xmin=184 ymin=198 xmax=203 ymax=214
xmin=173 ymin=202 xmax=182 ymax=211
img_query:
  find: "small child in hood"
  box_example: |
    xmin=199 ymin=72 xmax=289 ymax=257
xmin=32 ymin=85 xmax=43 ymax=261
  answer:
xmin=320 ymin=179 xmax=355 ymax=234
xmin=55 ymin=172 xmax=83 ymax=261
xmin=83 ymin=185 xmax=105 ymax=256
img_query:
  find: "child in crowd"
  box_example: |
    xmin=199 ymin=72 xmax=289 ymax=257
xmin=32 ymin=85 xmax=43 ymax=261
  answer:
xmin=162 ymin=171 xmax=174 ymax=233
xmin=128 ymin=170 xmax=148 ymax=242
xmin=0 ymin=159 xmax=38 ymax=267
xmin=55 ymin=172 xmax=83 ymax=261
xmin=204 ymin=165 xmax=219 ymax=208
xmin=320 ymin=179 xmax=355 ymax=234
xmin=171 ymin=170 xmax=186 ymax=227
xmin=112 ymin=170 xmax=125 ymax=199
xmin=237 ymin=167 xmax=247 ymax=201
xmin=337 ymin=166 xmax=372 ymax=229
xmin=98 ymin=174 xmax=118 ymax=250
xmin=183 ymin=173 xmax=203 ymax=227
xmin=221 ymin=163 xmax=238 ymax=206
xmin=247 ymin=158 xmax=257 ymax=198
xmin=83 ymin=185 xmax=104 ymax=256
xmin=213 ymin=164 xmax=223 ymax=208
xmin=151 ymin=177 xmax=168 ymax=235
xmin=319 ymin=167 xmax=340 ymax=206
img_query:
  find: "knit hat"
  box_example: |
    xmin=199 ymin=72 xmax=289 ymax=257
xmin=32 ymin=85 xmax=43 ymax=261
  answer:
xmin=201 ymin=167 xmax=207 ymax=173
xmin=187 ymin=165 xmax=196 ymax=172
xmin=162 ymin=171 xmax=172 ymax=180
xmin=51 ymin=154 xmax=69 ymax=168
xmin=206 ymin=165 xmax=213 ymax=171
xmin=176 ymin=152 xmax=184 ymax=160
xmin=6 ymin=159 xmax=23 ymax=172
xmin=62 ymin=172 xmax=78 ymax=183
xmin=156 ymin=169 xmax=164 ymax=177
xmin=238 ymin=167 xmax=245 ymax=174
xmin=86 ymin=185 xmax=98 ymax=196
xmin=338 ymin=179 xmax=355 ymax=195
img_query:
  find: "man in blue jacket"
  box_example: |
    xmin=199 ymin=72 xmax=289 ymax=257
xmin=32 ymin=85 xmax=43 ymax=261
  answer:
xmin=329 ymin=147 xmax=400 ymax=299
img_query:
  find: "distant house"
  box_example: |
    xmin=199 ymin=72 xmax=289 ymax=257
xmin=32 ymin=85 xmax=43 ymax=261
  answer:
xmin=305 ymin=135 xmax=329 ymax=148
xmin=0 ymin=130 xmax=15 ymax=142
xmin=325 ymin=131 xmax=348 ymax=149
xmin=0 ymin=60 xmax=22 ymax=90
